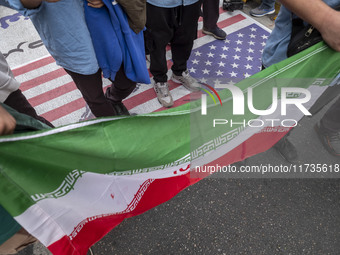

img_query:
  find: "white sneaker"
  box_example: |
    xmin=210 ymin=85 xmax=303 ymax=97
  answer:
xmin=154 ymin=82 xmax=174 ymax=108
xmin=171 ymin=70 xmax=201 ymax=92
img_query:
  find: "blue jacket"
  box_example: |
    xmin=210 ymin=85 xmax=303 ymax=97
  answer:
xmin=84 ymin=0 xmax=150 ymax=84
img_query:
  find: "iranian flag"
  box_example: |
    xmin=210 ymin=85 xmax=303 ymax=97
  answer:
xmin=0 ymin=42 xmax=340 ymax=254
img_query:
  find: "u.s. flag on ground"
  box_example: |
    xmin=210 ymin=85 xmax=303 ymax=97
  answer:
xmin=1 ymin=5 xmax=340 ymax=255
xmin=0 ymin=7 xmax=270 ymax=126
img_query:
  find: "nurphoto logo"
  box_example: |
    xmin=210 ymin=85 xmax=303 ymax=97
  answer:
xmin=200 ymin=83 xmax=312 ymax=128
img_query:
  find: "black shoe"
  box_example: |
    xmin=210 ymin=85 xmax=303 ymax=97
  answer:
xmin=314 ymin=122 xmax=340 ymax=156
xmin=273 ymin=136 xmax=298 ymax=163
xmin=105 ymin=87 xmax=130 ymax=116
xmin=202 ymin=26 xmax=227 ymax=40
xmin=111 ymin=101 xmax=130 ymax=116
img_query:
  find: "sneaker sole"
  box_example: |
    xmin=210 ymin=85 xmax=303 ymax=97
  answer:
xmin=202 ymin=29 xmax=227 ymax=40
xmin=154 ymin=89 xmax=174 ymax=107
xmin=157 ymin=98 xmax=173 ymax=108
xmin=171 ymin=76 xmax=201 ymax=92
xmin=314 ymin=123 xmax=340 ymax=156
xmin=250 ymin=9 xmax=275 ymax=17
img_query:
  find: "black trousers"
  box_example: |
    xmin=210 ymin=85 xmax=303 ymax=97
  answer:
xmin=321 ymin=96 xmax=340 ymax=132
xmin=4 ymin=89 xmax=54 ymax=127
xmin=145 ymin=2 xmax=201 ymax=83
xmin=202 ymin=0 xmax=220 ymax=30
xmin=65 ymin=65 xmax=136 ymax=117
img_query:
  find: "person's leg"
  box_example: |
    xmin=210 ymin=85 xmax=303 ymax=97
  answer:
xmin=171 ymin=1 xmax=201 ymax=76
xmin=250 ymin=0 xmax=276 ymax=17
xmin=202 ymin=0 xmax=219 ymax=30
xmin=1 ymin=51 xmax=52 ymax=127
xmin=202 ymin=0 xmax=227 ymax=40
xmin=315 ymin=96 xmax=340 ymax=156
xmin=106 ymin=66 xmax=136 ymax=102
xmin=105 ymin=65 xmax=136 ymax=115
xmin=146 ymin=3 xmax=175 ymax=107
xmin=146 ymin=3 xmax=174 ymax=83
xmin=170 ymin=1 xmax=202 ymax=92
xmin=260 ymin=0 xmax=276 ymax=10
xmin=4 ymin=89 xmax=54 ymax=127
xmin=320 ymin=96 xmax=340 ymax=132
xmin=64 ymin=69 xmax=116 ymax=117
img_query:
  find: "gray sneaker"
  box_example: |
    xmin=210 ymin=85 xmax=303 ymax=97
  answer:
xmin=171 ymin=70 xmax=201 ymax=92
xmin=250 ymin=7 xmax=275 ymax=17
xmin=154 ymin=81 xmax=174 ymax=108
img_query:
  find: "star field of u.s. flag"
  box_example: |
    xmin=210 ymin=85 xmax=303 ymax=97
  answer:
xmin=188 ymin=24 xmax=270 ymax=85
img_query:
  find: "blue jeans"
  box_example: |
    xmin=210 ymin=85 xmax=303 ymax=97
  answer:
xmin=260 ymin=0 xmax=275 ymax=10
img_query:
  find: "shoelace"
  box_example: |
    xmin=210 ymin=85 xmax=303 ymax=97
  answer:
xmin=156 ymin=83 xmax=170 ymax=97
xmin=182 ymin=71 xmax=199 ymax=85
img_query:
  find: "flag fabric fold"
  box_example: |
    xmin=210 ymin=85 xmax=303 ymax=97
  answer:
xmin=0 ymin=42 xmax=339 ymax=255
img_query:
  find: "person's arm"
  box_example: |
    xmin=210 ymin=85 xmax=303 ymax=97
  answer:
xmin=0 ymin=105 xmax=16 ymax=136
xmin=19 ymin=0 xmax=60 ymax=9
xmin=87 ymin=0 xmax=104 ymax=8
xmin=280 ymin=0 xmax=340 ymax=52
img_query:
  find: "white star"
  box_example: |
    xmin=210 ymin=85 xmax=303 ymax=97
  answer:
xmin=233 ymin=54 xmax=240 ymax=60
xmin=244 ymin=73 xmax=251 ymax=78
xmin=226 ymin=80 xmax=236 ymax=86
xmin=261 ymin=34 xmax=268 ymax=39
xmin=259 ymin=49 xmax=264 ymax=53
xmin=237 ymin=33 xmax=244 ymax=38
xmin=214 ymin=79 xmax=222 ymax=86
xmin=231 ymin=63 xmax=239 ymax=68
xmin=195 ymin=51 xmax=202 ymax=56
xmin=250 ymin=34 xmax=256 ymax=39
xmin=216 ymin=70 xmax=223 ymax=76
xmin=248 ymin=41 xmax=255 ymax=46
xmin=189 ymin=67 xmax=196 ymax=73
xmin=209 ymin=45 xmax=217 ymax=50
xmin=236 ymin=40 xmax=243 ymax=45
xmin=222 ymin=46 xmax=229 ymax=51
xmin=247 ymin=48 xmax=254 ymax=53
xmin=205 ymin=60 xmax=212 ymax=66
xmin=229 ymin=71 xmax=238 ymax=77
xmin=220 ymin=53 xmax=227 ymax=59
xmin=224 ymin=39 xmax=231 ymax=43
xmin=246 ymin=56 xmax=253 ymax=61
xmin=250 ymin=27 xmax=257 ymax=32
xmin=218 ymin=61 xmax=226 ymax=67
xmin=202 ymin=68 xmax=210 ymax=74
xmin=261 ymin=41 xmax=266 ymax=47
xmin=200 ymin=78 xmax=207 ymax=83
xmin=234 ymin=47 xmax=241 ymax=52
xmin=244 ymin=64 xmax=252 ymax=70
xmin=191 ymin=59 xmax=199 ymax=64
xmin=207 ymin=52 xmax=214 ymax=57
